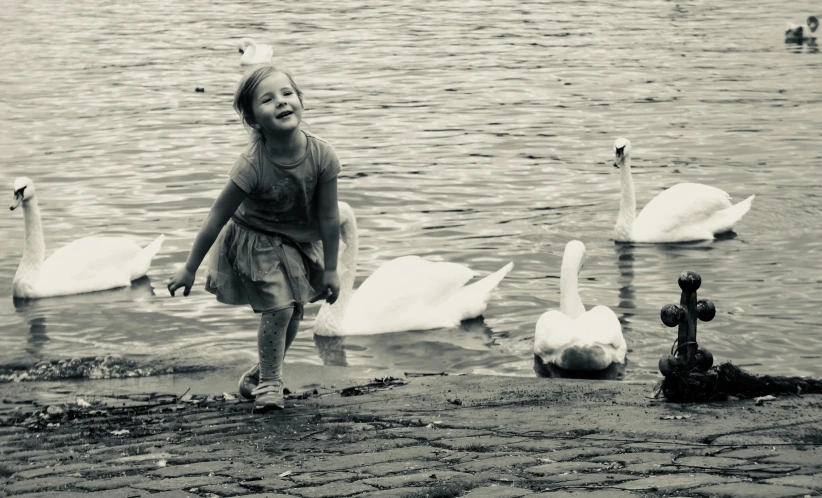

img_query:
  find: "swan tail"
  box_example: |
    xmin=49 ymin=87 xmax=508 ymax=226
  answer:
xmin=708 ymin=194 xmax=755 ymax=235
xmin=129 ymin=234 xmax=165 ymax=280
xmin=440 ymin=262 xmax=514 ymax=323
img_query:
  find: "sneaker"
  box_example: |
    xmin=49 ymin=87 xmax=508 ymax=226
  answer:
xmin=238 ymin=363 xmax=260 ymax=400
xmin=252 ymin=380 xmax=285 ymax=410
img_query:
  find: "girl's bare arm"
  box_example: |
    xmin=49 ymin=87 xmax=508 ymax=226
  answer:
xmin=316 ymin=177 xmax=341 ymax=303
xmin=168 ymin=179 xmax=247 ymax=296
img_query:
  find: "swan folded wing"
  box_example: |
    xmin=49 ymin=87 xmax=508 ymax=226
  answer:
xmin=342 ymin=256 xmax=478 ymax=335
xmin=700 ymin=194 xmax=754 ymax=235
xmin=437 ymin=262 xmax=513 ymax=322
xmin=126 ymin=234 xmax=164 ymax=280
xmin=257 ymin=44 xmax=274 ymax=62
xmin=583 ymin=305 xmax=627 ymax=362
xmin=344 ymin=304 xmax=458 ymax=335
xmin=348 ymin=256 xmax=476 ymax=313
xmin=534 ymin=310 xmax=573 ymax=361
xmin=241 ymin=44 xmax=274 ymax=65
xmin=39 ymin=237 xmax=143 ymax=286
xmin=534 ymin=306 xmax=626 ymax=364
xmin=633 ymin=183 xmax=732 ymax=240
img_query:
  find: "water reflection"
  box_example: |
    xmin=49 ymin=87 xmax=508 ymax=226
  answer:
xmin=312 ymin=317 xmax=497 ymax=370
xmin=313 ymin=334 xmax=348 ymax=367
xmin=534 ymin=355 xmax=626 ymax=381
xmin=25 ymin=317 xmax=48 ymax=357
xmin=12 ymin=276 xmax=157 ymax=310
xmin=615 ymin=243 xmax=637 ymax=337
xmin=11 ymin=277 xmax=157 ymax=361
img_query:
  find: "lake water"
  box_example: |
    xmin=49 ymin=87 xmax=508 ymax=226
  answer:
xmin=1 ymin=0 xmax=821 ymax=386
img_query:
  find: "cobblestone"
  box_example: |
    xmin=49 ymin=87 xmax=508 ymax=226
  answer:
xmin=693 ymin=481 xmax=815 ymax=497
xmin=1 ymin=373 xmax=821 ymax=498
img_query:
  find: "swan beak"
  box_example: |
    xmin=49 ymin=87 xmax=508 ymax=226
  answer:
xmin=238 ymin=48 xmax=245 ymax=54
xmin=10 ymin=193 xmax=22 ymax=210
xmin=613 ymin=161 xmax=620 ymax=169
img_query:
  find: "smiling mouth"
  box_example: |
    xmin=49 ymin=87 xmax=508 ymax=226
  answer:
xmin=276 ymin=111 xmax=293 ymax=119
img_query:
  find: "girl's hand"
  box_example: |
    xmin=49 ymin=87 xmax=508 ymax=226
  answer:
xmin=167 ymin=267 xmax=196 ymax=297
xmin=322 ymin=269 xmax=341 ymax=304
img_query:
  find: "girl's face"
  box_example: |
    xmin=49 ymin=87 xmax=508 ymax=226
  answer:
xmin=251 ymin=72 xmax=303 ymax=135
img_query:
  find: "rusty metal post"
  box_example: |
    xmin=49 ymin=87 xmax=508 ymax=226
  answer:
xmin=660 ymin=271 xmax=716 ymax=373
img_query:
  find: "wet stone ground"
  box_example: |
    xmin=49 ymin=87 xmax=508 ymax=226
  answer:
xmin=1 ymin=375 xmax=822 ymax=498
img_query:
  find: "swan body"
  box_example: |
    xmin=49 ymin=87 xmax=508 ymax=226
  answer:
xmin=534 ymin=240 xmax=626 ymax=374
xmin=612 ymin=138 xmax=754 ymax=243
xmin=10 ymin=177 xmax=165 ymax=299
xmin=238 ymin=38 xmax=273 ymax=65
xmin=785 ymin=16 xmax=819 ymax=43
xmin=313 ymin=202 xmax=514 ymax=336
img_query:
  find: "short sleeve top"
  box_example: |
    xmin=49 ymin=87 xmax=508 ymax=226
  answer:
xmin=229 ymin=131 xmax=341 ymax=242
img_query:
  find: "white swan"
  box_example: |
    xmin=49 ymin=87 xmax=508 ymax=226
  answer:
xmin=534 ymin=240 xmax=626 ymax=376
xmin=313 ymin=202 xmax=514 ymax=336
xmin=785 ymin=16 xmax=819 ymax=43
xmin=10 ymin=177 xmax=165 ymax=299
xmin=612 ymin=138 xmax=755 ymax=243
xmin=238 ymin=38 xmax=273 ymax=66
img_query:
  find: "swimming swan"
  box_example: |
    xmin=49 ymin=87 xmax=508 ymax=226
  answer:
xmin=313 ymin=202 xmax=514 ymax=336
xmin=534 ymin=240 xmax=626 ymax=376
xmin=10 ymin=177 xmax=165 ymax=299
xmin=238 ymin=38 xmax=273 ymax=66
xmin=785 ymin=16 xmax=819 ymax=43
xmin=612 ymin=138 xmax=755 ymax=243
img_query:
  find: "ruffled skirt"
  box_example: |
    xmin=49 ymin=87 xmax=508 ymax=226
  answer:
xmin=204 ymin=219 xmax=326 ymax=315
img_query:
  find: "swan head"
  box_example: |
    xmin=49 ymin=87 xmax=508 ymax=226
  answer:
xmin=238 ymin=37 xmax=256 ymax=55
xmin=10 ymin=177 xmax=35 ymax=211
xmin=809 ymin=16 xmax=819 ymax=33
xmin=613 ymin=138 xmax=632 ymax=169
xmin=561 ymin=240 xmax=586 ymax=275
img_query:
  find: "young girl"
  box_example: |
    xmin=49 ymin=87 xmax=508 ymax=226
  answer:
xmin=167 ymin=64 xmax=341 ymax=411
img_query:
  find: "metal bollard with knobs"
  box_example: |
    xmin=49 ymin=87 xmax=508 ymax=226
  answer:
xmin=658 ymin=271 xmax=715 ymax=377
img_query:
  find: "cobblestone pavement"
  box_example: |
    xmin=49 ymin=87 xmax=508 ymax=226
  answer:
xmin=2 ymin=374 xmax=822 ymax=498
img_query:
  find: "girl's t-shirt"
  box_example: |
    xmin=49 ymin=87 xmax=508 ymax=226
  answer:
xmin=229 ymin=131 xmax=341 ymax=242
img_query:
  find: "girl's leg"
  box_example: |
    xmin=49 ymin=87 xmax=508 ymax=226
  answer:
xmin=238 ymin=306 xmax=301 ymax=400
xmin=257 ymin=307 xmax=294 ymax=385
xmin=283 ymin=305 xmax=302 ymax=353
xmin=253 ymin=307 xmax=294 ymax=409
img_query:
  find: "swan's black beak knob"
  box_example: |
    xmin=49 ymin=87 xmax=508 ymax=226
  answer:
xmin=10 ymin=193 xmax=22 ymax=210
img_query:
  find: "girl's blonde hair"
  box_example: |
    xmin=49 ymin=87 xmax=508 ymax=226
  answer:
xmin=233 ymin=64 xmax=304 ymax=143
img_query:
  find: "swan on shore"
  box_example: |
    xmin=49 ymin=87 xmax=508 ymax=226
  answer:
xmin=312 ymin=202 xmax=514 ymax=336
xmin=611 ymin=138 xmax=754 ymax=243
xmin=534 ymin=240 xmax=626 ymax=378
xmin=10 ymin=177 xmax=165 ymax=299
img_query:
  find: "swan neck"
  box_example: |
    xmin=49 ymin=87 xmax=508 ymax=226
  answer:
xmin=616 ymin=157 xmax=636 ymax=239
xmin=314 ymin=208 xmax=358 ymax=334
xmin=337 ymin=216 xmax=358 ymax=303
xmin=559 ymin=261 xmax=585 ymax=319
xmin=16 ymin=198 xmax=45 ymax=282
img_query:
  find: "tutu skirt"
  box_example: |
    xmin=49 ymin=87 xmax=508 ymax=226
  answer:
xmin=204 ymin=219 xmax=326 ymax=316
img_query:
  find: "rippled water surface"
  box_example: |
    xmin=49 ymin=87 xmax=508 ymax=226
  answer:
xmin=1 ymin=0 xmax=821 ymax=384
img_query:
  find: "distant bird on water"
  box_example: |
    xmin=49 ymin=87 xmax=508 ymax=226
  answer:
xmin=238 ymin=37 xmax=273 ymax=66
xmin=785 ymin=16 xmax=819 ymax=43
